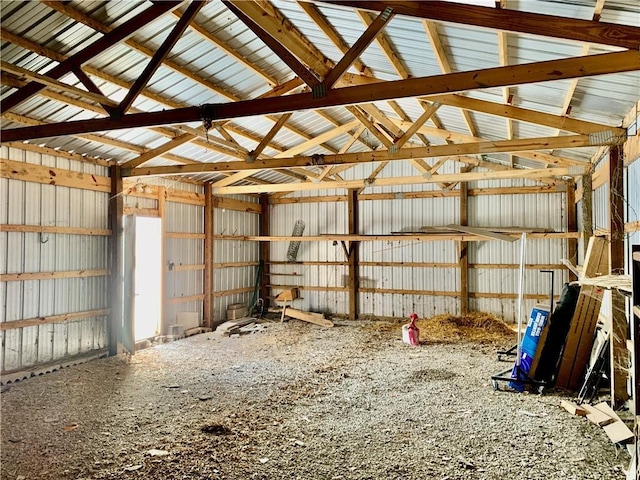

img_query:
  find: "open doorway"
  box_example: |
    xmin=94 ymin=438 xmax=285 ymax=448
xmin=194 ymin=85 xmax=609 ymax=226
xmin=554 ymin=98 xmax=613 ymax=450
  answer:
xmin=128 ymin=216 xmax=162 ymax=342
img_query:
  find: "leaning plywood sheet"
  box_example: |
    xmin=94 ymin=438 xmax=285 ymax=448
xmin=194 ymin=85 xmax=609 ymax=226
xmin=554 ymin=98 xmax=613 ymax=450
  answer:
xmin=556 ymin=236 xmax=609 ymax=390
xmin=603 ymin=421 xmax=634 ymax=444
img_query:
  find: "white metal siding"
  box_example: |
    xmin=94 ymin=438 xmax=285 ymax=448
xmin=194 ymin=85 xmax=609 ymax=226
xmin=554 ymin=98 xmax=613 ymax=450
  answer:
xmin=0 ymin=146 xmax=109 ymax=374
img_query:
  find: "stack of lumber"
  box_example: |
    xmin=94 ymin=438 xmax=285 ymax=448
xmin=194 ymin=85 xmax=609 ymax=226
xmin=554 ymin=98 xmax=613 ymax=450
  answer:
xmin=556 ymin=236 xmax=609 ymax=390
xmin=214 ymin=318 xmax=261 ymax=337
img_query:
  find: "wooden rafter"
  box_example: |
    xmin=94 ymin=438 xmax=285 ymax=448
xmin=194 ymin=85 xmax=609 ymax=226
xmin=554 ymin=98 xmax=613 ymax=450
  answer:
xmin=248 ymin=113 xmax=293 ymax=162
xmin=118 ymin=1 xmax=206 ymax=114
xmin=126 ymin=133 xmax=613 ymax=177
xmin=224 ymin=0 xmax=321 ymax=87
xmin=390 ymin=101 xmax=441 ymax=153
xmin=212 ymin=167 xmax=582 ymax=194
xmin=320 ymin=0 xmax=640 ymax=49
xmin=1 ymin=1 xmax=183 ymax=112
xmin=121 ymin=133 xmax=195 ymax=169
xmin=323 ymin=7 xmax=394 ymax=89
xmin=7 ymin=48 xmax=635 ymax=143
xmin=423 ymin=20 xmax=477 ymax=137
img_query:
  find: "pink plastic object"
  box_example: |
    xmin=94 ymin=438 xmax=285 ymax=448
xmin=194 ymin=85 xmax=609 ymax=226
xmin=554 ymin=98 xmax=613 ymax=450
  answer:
xmin=402 ymin=313 xmax=420 ymax=346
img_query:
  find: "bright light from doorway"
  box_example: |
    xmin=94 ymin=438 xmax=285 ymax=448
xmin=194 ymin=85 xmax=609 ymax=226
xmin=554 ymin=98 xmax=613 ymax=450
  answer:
xmin=134 ymin=217 xmax=162 ymax=341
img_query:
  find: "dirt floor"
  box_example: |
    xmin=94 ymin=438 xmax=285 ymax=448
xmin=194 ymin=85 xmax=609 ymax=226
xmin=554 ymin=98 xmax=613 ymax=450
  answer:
xmin=0 ymin=315 xmax=632 ymax=480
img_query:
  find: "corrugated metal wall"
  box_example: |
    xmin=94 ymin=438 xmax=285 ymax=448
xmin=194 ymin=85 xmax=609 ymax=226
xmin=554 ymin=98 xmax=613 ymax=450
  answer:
xmin=626 ymin=159 xmax=640 ymax=271
xmin=270 ymin=163 xmax=569 ymax=322
xmin=213 ymin=195 xmax=260 ymax=323
xmin=0 ymin=146 xmax=109 ymax=374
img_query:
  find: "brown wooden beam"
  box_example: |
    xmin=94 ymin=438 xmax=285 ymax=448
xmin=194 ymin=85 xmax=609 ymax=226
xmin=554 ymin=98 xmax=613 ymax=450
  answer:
xmin=223 ymin=1 xmax=321 ymax=87
xmin=204 ymin=183 xmax=213 ymax=328
xmin=118 ymin=1 xmax=205 ymax=114
xmin=609 ymin=144 xmax=628 ymax=407
xmin=319 ymin=0 xmax=640 ymax=49
xmin=1 ymin=1 xmax=182 ymax=113
xmin=459 ymin=166 xmax=470 ymax=313
xmin=347 ymin=188 xmax=359 ymax=320
xmin=259 ymin=193 xmax=271 ymax=308
xmin=582 ymin=172 xmax=594 ymax=256
xmin=5 ymin=50 xmax=637 ymax=143
xmin=108 ymin=165 xmax=124 ymax=356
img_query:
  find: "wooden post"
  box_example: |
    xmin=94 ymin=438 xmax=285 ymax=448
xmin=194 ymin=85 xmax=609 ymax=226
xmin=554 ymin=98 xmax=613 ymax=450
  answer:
xmin=203 ymin=183 xmax=213 ymax=328
xmin=259 ymin=194 xmax=270 ymax=308
xmin=582 ymin=172 xmax=593 ymax=257
xmin=609 ymin=144 xmax=628 ymax=407
xmin=108 ymin=165 xmax=123 ymax=356
xmin=459 ymin=167 xmax=469 ymax=314
xmin=347 ymin=189 xmax=359 ymax=320
xmin=566 ymin=179 xmax=578 ymax=282
xmin=158 ymin=186 xmax=166 ymax=335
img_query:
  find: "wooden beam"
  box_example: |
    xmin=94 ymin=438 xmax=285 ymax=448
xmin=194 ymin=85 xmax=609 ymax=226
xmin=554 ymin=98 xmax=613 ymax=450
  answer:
xmin=1 ymin=269 xmax=109 ymax=282
xmin=459 ymin=166 xmax=469 ymax=314
xmin=212 ymin=167 xmax=578 ymax=194
xmin=566 ymin=179 xmax=578 ymax=282
xmin=248 ymin=113 xmax=293 ymax=162
xmin=390 ymin=101 xmax=441 ymax=152
xmin=323 ymin=7 xmax=394 ymax=89
xmin=224 ymin=1 xmax=321 ymax=87
xmin=158 ymin=186 xmax=167 ymax=334
xmin=274 ymin=120 xmax=360 ymax=158
xmin=6 ymin=49 xmax=638 ymax=142
xmin=347 ymin=189 xmax=359 ymax=320
xmin=212 ymin=196 xmax=262 ymax=214
xmin=320 ymin=0 xmax=640 ymax=49
xmin=428 ymin=93 xmax=626 ymax=136
xmin=108 ymin=165 xmax=124 ymax=356
xmin=121 ymin=133 xmax=195 ymax=169
xmin=215 ymin=232 xmax=579 ymax=242
xmin=1 ymin=158 xmax=111 ymax=192
xmin=130 ymin=133 xmax=602 ymax=178
xmin=172 ymin=9 xmax=277 ymax=85
xmin=259 ymin=193 xmax=271 ymax=308
xmin=1 ymin=1 xmax=182 ymax=112
xmin=582 ymin=172 xmax=594 ymax=256
xmin=118 ymin=1 xmax=206 ymax=114
xmin=0 ymin=224 xmax=110 ymax=236
xmin=204 ymin=183 xmax=213 ymax=328
xmin=609 ymin=144 xmax=628 ymax=407
xmin=0 ymin=309 xmax=110 ymax=331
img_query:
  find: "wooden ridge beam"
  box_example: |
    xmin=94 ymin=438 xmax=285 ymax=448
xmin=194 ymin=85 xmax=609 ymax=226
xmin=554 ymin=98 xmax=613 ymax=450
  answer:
xmin=1 ymin=1 xmax=182 ymax=112
xmin=127 ymin=134 xmax=600 ymax=177
xmin=5 ymin=49 xmax=637 ymax=143
xmin=319 ymin=0 xmax=640 ymax=49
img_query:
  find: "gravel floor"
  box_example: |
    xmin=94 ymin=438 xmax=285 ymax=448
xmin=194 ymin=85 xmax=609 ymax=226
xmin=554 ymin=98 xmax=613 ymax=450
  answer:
xmin=0 ymin=319 xmax=631 ymax=480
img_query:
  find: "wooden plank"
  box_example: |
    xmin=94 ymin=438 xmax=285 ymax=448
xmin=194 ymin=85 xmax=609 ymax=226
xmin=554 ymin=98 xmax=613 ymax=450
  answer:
xmin=203 ymin=183 xmax=213 ymax=328
xmin=123 ymin=207 xmax=159 ymax=217
xmin=1 ymin=158 xmax=111 ymax=192
xmin=560 ymin=400 xmax=587 ymax=416
xmin=582 ymin=403 xmax=615 ymax=426
xmin=167 ymin=294 xmax=205 ymax=304
xmin=283 ymin=308 xmax=334 ymax=328
xmin=459 ymin=167 xmax=469 ymax=313
xmin=158 ymin=186 xmax=167 ymax=338
xmin=259 ymin=193 xmax=270 ymax=308
xmin=1 ymin=269 xmax=109 ymax=282
xmin=603 ymin=421 xmax=635 ymax=444
xmin=164 ymin=232 xmax=206 ymax=239
xmin=582 ymin=173 xmax=594 ymax=254
xmin=213 ymin=232 xmax=580 ymax=242
xmin=213 ymin=196 xmax=262 ymax=214
xmin=108 ymin=164 xmax=123 ymax=356
xmin=556 ymin=236 xmax=609 ymax=390
xmin=593 ymin=402 xmax=622 ymax=423
xmin=444 ymin=225 xmax=517 ymax=242
xmin=211 ymin=286 xmax=253 ymax=298
xmin=0 ymin=224 xmax=110 ymax=236
xmin=121 ymin=133 xmax=195 ymax=169
xmin=0 ymin=308 xmax=109 ymax=331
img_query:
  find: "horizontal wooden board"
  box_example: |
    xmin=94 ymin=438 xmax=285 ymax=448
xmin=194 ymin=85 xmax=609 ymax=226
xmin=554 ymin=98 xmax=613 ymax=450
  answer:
xmin=1 ymin=309 xmax=109 ymax=331
xmin=1 ymin=269 xmax=109 ymax=282
xmin=1 ymin=158 xmax=111 ymax=192
xmin=1 ymin=224 xmax=110 ymax=236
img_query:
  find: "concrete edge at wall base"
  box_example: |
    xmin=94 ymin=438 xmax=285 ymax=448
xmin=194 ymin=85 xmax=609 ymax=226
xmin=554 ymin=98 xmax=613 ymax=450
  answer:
xmin=0 ymin=349 xmax=109 ymax=387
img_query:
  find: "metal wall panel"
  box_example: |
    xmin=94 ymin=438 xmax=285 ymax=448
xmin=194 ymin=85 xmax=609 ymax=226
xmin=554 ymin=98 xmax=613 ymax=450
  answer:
xmin=0 ymin=146 xmax=109 ymax=375
xmin=626 ymin=159 xmax=640 ymax=272
xmin=212 ymin=196 xmax=259 ymax=324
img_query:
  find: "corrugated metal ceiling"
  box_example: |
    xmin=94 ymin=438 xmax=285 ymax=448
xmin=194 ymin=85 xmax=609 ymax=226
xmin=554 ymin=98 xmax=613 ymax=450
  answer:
xmin=1 ymin=0 xmax=638 ymax=186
